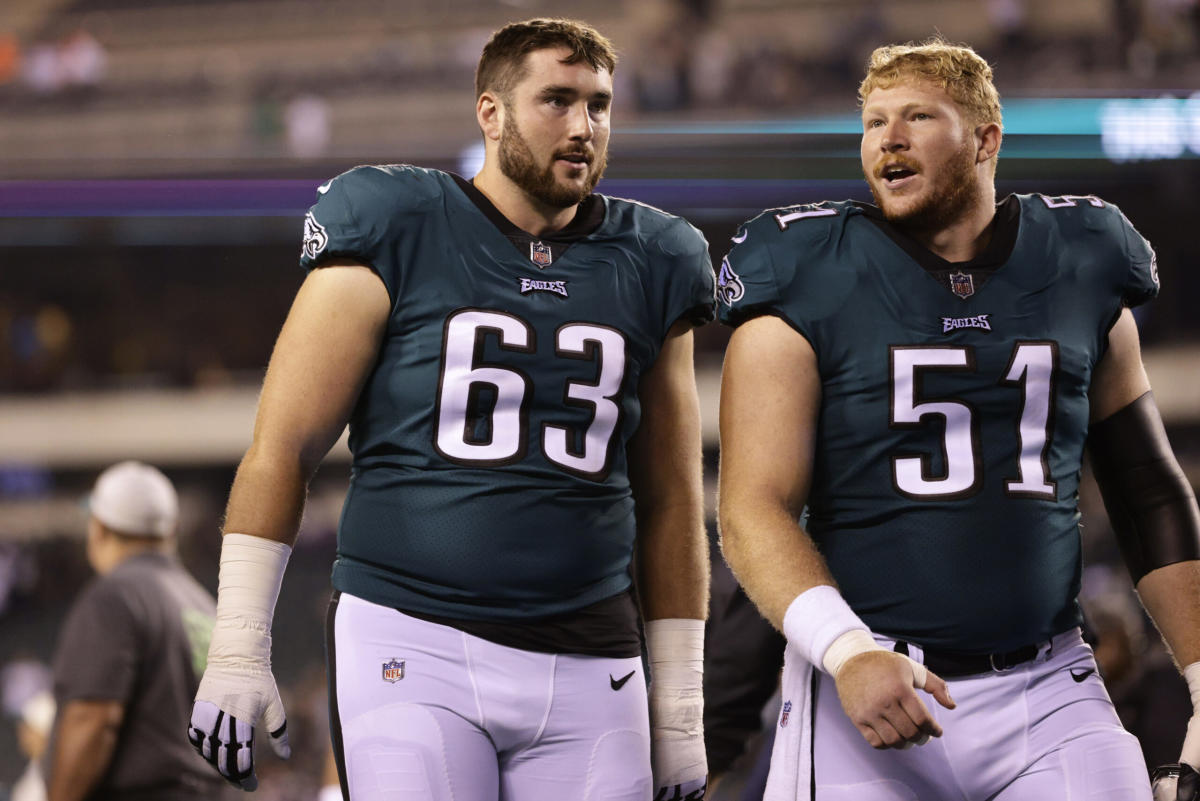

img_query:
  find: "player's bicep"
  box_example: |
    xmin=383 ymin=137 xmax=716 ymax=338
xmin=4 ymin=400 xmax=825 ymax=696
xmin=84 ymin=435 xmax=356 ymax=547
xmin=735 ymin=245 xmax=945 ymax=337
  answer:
xmin=718 ymin=315 xmax=820 ymax=519
xmin=1089 ymin=308 xmax=1152 ymax=424
xmin=252 ymin=260 xmax=390 ymax=469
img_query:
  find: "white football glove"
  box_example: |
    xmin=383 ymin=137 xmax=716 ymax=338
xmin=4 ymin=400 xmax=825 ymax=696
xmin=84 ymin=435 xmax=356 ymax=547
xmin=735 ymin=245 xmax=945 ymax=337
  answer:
xmin=647 ymin=619 xmax=708 ymax=801
xmin=187 ymin=534 xmax=292 ymax=791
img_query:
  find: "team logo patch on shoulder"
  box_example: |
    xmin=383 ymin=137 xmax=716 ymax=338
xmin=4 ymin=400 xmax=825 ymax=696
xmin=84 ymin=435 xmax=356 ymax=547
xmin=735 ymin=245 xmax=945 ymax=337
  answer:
xmin=382 ymin=658 xmax=406 ymax=683
xmin=530 ymin=241 xmax=553 ymax=268
xmin=519 ymin=277 xmax=568 ymax=297
xmin=942 ymin=314 xmax=992 ymax=333
xmin=949 ymin=271 xmax=975 ymax=299
xmin=302 ymin=212 xmax=328 ymax=259
xmin=717 ymin=256 xmax=745 ymax=305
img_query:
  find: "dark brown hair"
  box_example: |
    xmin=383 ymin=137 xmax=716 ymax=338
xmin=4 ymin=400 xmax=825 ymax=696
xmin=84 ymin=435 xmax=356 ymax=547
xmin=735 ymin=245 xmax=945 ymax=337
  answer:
xmin=475 ymin=18 xmax=617 ymax=101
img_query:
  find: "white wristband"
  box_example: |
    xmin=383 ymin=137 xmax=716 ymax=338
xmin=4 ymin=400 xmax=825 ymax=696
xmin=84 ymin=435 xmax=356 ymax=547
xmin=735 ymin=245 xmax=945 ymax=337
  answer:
xmin=208 ymin=533 xmax=291 ymax=666
xmin=783 ymin=585 xmax=875 ymax=674
xmin=1180 ymin=661 xmax=1200 ymax=767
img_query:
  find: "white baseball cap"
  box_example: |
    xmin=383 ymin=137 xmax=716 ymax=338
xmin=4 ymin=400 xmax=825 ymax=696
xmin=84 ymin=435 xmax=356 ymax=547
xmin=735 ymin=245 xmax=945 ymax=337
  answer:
xmin=89 ymin=461 xmax=179 ymax=538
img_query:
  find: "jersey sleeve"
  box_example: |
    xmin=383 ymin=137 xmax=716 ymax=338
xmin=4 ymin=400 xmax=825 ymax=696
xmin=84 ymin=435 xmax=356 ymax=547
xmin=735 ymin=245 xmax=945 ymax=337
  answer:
xmin=716 ymin=208 xmax=815 ymax=329
xmin=52 ymin=578 xmax=140 ymax=704
xmin=1115 ymin=205 xmax=1159 ymax=308
xmin=654 ymin=217 xmax=716 ymax=330
xmin=298 ymin=165 xmax=441 ymax=303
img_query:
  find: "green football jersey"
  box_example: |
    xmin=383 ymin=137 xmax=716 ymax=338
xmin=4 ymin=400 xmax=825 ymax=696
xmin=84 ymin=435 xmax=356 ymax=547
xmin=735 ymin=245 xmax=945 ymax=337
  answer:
xmin=719 ymin=194 xmax=1158 ymax=651
xmin=299 ymin=165 xmax=715 ymax=621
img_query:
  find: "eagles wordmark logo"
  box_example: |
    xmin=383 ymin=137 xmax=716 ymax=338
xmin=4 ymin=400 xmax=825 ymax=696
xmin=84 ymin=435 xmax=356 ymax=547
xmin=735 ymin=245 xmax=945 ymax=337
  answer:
xmin=302 ymin=213 xmax=328 ymax=259
xmin=717 ymin=256 xmax=745 ymax=305
xmin=942 ymin=314 xmax=992 ymax=333
xmin=519 ymin=278 xmax=568 ymax=297
xmin=382 ymin=658 xmax=405 ymax=683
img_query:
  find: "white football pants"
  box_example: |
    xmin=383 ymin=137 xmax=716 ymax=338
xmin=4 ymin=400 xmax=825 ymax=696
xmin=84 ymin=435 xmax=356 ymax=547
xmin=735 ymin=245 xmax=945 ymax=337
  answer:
xmin=771 ymin=628 xmax=1152 ymax=800
xmin=329 ymin=592 xmax=653 ymax=801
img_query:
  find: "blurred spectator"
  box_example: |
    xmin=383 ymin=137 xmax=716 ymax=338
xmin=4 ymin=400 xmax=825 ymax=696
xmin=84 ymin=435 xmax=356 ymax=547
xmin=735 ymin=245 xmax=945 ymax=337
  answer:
xmin=0 ymin=33 xmax=19 ymax=86
xmin=22 ymin=43 xmax=63 ymax=95
xmin=45 ymin=462 xmax=231 ymax=801
xmin=284 ymin=94 xmax=331 ymax=158
xmin=12 ymin=691 xmax=54 ymax=801
xmin=2 ymin=660 xmax=54 ymax=801
xmin=57 ymin=29 xmax=106 ymax=92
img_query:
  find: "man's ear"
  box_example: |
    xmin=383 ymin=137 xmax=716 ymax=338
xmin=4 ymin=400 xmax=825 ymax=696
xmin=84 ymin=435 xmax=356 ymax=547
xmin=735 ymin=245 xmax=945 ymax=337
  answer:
xmin=477 ymin=92 xmax=504 ymax=142
xmin=976 ymin=121 xmax=1002 ymax=164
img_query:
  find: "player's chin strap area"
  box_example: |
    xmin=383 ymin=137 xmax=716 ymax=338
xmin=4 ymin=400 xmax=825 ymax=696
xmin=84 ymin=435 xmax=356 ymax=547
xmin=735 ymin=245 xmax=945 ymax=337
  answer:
xmin=647 ymin=618 xmax=708 ymax=801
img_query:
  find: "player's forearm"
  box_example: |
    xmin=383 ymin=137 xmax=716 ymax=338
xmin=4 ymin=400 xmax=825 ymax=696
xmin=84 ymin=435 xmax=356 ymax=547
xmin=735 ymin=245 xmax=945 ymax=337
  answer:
xmin=636 ymin=502 xmax=709 ymax=620
xmin=1137 ymin=559 xmax=1200 ymax=668
xmin=48 ymin=702 xmax=121 ymax=801
xmin=222 ymin=443 xmax=311 ymax=546
xmin=717 ymin=497 xmax=836 ymax=630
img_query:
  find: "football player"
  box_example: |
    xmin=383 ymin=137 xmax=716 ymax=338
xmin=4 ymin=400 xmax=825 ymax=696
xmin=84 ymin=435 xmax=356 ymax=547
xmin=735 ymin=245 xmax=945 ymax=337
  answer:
xmin=717 ymin=38 xmax=1200 ymax=800
xmin=186 ymin=18 xmax=713 ymax=801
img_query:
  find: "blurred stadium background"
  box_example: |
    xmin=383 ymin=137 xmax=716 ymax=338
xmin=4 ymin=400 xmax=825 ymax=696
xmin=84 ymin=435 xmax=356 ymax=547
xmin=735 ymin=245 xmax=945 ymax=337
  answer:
xmin=1 ymin=0 xmax=1199 ymax=796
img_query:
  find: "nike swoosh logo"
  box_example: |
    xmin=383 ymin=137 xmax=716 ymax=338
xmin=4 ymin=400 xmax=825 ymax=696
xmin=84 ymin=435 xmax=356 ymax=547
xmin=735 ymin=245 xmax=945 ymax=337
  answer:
xmin=610 ymin=670 xmax=635 ymax=691
xmin=317 ymin=181 xmax=332 ymax=195
xmin=731 ymin=230 xmax=748 ymax=243
xmin=1069 ymin=668 xmax=1096 ymax=682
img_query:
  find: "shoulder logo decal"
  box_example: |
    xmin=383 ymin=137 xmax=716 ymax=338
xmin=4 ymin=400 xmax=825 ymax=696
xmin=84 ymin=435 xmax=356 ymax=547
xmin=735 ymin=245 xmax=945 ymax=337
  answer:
xmin=530 ymin=241 xmax=553 ymax=268
xmin=941 ymin=314 xmax=992 ymax=333
xmin=519 ymin=278 xmax=568 ymax=298
xmin=717 ymin=256 xmax=745 ymax=306
xmin=302 ymin=213 xmax=328 ymax=259
xmin=382 ymin=658 xmax=406 ymax=683
xmin=949 ymin=271 xmax=975 ymax=299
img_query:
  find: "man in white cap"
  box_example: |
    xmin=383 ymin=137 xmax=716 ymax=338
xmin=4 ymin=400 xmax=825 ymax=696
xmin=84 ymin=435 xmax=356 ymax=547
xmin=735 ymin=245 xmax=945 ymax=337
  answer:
xmin=46 ymin=461 xmax=231 ymax=801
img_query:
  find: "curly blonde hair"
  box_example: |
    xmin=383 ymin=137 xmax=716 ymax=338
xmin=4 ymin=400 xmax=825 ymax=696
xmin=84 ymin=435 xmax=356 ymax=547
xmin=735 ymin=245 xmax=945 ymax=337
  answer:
xmin=858 ymin=37 xmax=1002 ymax=128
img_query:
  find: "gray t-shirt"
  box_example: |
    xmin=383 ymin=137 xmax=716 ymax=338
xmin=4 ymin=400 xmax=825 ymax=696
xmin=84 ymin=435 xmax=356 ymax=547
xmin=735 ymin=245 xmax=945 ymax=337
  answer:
xmin=51 ymin=551 xmax=230 ymax=800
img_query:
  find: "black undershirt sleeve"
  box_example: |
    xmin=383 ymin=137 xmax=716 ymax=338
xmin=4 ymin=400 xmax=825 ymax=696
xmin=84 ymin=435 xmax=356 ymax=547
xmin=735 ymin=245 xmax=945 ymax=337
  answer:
xmin=1088 ymin=391 xmax=1200 ymax=583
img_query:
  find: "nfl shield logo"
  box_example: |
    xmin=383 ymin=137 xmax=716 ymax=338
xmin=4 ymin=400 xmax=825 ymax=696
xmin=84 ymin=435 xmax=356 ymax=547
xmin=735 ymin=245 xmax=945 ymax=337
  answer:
xmin=381 ymin=659 xmax=405 ymax=683
xmin=780 ymin=700 xmax=792 ymax=728
xmin=949 ymin=271 xmax=975 ymax=299
xmin=530 ymin=241 xmax=553 ymax=268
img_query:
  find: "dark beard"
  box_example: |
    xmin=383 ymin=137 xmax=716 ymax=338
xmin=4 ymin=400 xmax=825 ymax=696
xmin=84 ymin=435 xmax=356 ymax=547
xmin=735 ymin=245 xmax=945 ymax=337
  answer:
xmin=868 ymin=138 xmax=979 ymax=234
xmin=498 ymin=117 xmax=606 ymax=209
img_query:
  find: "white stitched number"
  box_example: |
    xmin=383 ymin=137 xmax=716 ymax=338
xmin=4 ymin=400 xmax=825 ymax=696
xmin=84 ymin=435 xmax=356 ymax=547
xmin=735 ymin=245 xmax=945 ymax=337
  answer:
xmin=890 ymin=347 xmax=979 ymax=498
xmin=435 ymin=310 xmax=533 ymax=464
xmin=774 ymin=206 xmax=838 ymax=230
xmin=890 ymin=343 xmax=1057 ymax=499
xmin=435 ymin=310 xmax=626 ymax=476
xmin=1000 ymin=342 xmax=1058 ymax=497
xmin=543 ymin=325 xmax=625 ymax=476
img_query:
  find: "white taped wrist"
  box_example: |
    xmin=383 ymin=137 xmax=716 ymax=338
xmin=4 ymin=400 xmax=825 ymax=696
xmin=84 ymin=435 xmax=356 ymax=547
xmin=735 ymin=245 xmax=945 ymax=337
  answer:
xmin=1180 ymin=661 xmax=1200 ymax=767
xmin=646 ymin=619 xmax=706 ymax=785
xmin=823 ymin=629 xmax=885 ymax=676
xmin=783 ymin=585 xmax=874 ymax=674
xmin=209 ymin=533 xmax=291 ymax=666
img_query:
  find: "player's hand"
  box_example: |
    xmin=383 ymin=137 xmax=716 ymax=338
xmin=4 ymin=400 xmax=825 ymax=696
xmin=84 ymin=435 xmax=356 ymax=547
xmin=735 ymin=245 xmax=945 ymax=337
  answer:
xmin=187 ymin=659 xmax=291 ymax=790
xmin=833 ymin=649 xmax=956 ymax=750
xmin=650 ymin=690 xmax=707 ymax=801
xmin=1152 ymin=763 xmax=1200 ymax=801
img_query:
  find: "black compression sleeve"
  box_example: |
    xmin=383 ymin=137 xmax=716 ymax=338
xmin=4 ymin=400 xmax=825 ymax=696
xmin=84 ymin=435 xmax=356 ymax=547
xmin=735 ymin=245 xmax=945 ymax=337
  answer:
xmin=1088 ymin=391 xmax=1200 ymax=583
